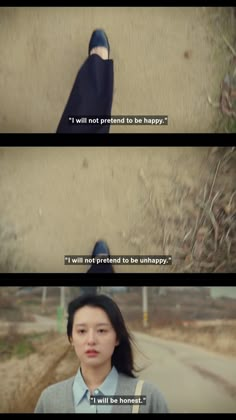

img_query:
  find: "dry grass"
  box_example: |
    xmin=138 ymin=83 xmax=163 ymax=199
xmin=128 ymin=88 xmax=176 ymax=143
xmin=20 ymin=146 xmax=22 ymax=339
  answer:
xmin=0 ymin=292 xmax=36 ymax=322
xmin=1 ymin=331 xmax=78 ymax=413
xmin=128 ymin=320 xmax=236 ymax=358
xmin=126 ymin=147 xmax=236 ymax=272
xmin=0 ymin=324 xmax=37 ymax=361
xmin=155 ymin=324 xmax=236 ymax=357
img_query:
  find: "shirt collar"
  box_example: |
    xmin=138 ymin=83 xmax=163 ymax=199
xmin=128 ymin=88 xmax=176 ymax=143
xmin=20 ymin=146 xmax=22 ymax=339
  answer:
xmin=73 ymin=366 xmax=119 ymax=406
xmin=98 ymin=365 xmax=118 ymax=396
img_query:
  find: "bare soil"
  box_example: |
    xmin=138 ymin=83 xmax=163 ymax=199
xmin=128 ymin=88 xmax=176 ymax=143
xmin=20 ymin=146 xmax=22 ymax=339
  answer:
xmin=0 ymin=7 xmax=235 ymax=132
xmin=0 ymin=147 xmax=235 ymax=272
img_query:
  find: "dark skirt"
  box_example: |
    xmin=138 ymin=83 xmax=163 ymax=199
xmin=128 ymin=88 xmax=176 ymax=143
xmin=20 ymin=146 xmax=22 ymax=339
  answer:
xmin=56 ymin=55 xmax=114 ymax=133
xmin=87 ymin=263 xmax=114 ymax=273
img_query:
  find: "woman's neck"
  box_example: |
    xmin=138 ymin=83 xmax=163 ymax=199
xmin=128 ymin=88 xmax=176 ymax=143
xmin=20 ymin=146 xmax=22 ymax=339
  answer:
xmin=81 ymin=364 xmax=112 ymax=393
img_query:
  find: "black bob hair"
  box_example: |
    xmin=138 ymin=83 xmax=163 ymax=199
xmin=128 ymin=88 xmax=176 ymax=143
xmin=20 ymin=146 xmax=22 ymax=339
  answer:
xmin=67 ymin=294 xmax=136 ymax=378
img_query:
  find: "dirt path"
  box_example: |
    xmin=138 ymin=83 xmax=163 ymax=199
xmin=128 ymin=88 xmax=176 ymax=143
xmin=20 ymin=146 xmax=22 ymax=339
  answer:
xmin=133 ymin=331 xmax=236 ymax=413
xmin=0 ymin=314 xmax=58 ymax=335
xmin=0 ymin=7 xmax=235 ymax=133
xmin=0 ymin=146 xmax=235 ymax=272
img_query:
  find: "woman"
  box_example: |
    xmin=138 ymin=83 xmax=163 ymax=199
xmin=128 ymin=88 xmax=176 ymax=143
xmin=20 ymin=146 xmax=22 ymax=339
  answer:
xmin=34 ymin=294 xmax=169 ymax=413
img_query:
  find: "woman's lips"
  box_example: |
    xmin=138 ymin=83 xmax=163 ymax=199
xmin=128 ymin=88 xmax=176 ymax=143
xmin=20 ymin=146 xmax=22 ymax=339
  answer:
xmin=86 ymin=350 xmax=99 ymax=357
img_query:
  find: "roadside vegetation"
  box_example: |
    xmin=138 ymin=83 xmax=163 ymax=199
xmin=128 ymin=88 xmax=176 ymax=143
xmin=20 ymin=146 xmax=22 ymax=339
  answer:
xmin=0 ymin=288 xmax=235 ymax=412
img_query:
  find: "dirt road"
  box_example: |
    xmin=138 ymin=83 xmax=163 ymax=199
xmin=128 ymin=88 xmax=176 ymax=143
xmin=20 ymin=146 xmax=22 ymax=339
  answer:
xmin=0 ymin=314 xmax=59 ymax=335
xmin=133 ymin=331 xmax=236 ymax=413
xmin=0 ymin=146 xmax=235 ymax=273
xmin=0 ymin=7 xmax=235 ymax=133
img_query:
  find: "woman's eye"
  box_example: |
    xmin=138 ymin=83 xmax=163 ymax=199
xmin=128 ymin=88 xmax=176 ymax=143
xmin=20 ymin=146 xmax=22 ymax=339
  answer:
xmin=98 ymin=329 xmax=107 ymax=333
xmin=78 ymin=329 xmax=86 ymax=334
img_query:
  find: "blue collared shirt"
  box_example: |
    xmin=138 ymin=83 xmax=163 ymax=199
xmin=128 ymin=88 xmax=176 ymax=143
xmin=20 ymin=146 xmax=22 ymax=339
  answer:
xmin=72 ymin=366 xmax=119 ymax=413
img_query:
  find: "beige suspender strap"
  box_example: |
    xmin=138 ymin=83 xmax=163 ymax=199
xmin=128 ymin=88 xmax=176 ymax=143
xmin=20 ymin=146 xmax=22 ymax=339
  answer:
xmin=132 ymin=380 xmax=144 ymax=414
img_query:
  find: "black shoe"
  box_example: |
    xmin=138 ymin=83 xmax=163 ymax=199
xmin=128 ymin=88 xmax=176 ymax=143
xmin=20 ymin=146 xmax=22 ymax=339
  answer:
xmin=92 ymin=240 xmax=110 ymax=258
xmin=88 ymin=29 xmax=110 ymax=58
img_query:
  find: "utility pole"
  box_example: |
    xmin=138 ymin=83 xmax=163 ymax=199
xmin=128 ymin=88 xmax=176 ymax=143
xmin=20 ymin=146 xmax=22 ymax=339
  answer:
xmin=142 ymin=287 xmax=148 ymax=328
xmin=41 ymin=287 xmax=47 ymax=314
xmin=60 ymin=286 xmax=65 ymax=308
xmin=57 ymin=287 xmax=65 ymax=333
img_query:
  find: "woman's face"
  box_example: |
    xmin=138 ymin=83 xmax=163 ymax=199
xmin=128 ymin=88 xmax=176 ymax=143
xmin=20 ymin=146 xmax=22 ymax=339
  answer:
xmin=71 ymin=305 xmax=119 ymax=370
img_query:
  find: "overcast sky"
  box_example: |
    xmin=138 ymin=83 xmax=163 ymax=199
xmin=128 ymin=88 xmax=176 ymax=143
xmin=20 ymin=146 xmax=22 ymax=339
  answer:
xmin=209 ymin=287 xmax=236 ymax=299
